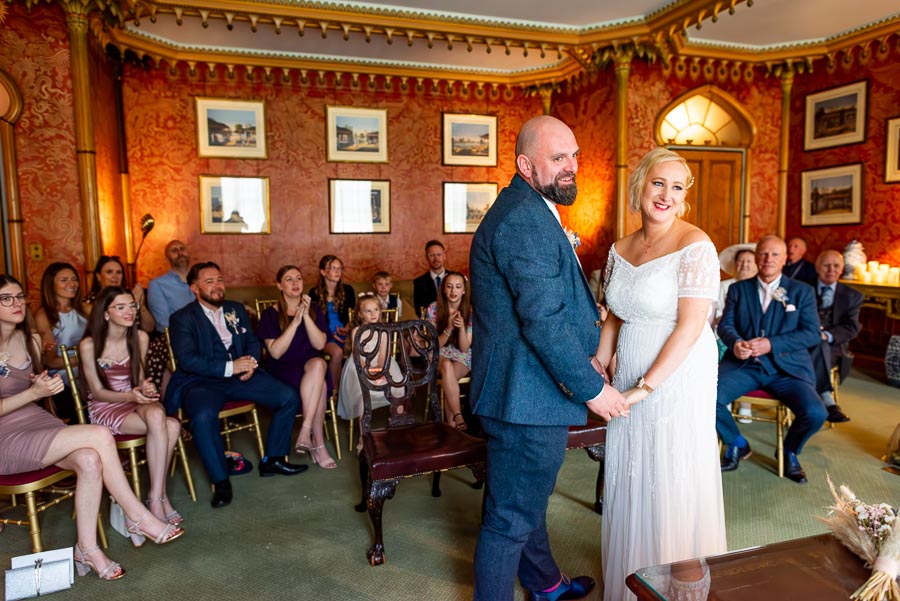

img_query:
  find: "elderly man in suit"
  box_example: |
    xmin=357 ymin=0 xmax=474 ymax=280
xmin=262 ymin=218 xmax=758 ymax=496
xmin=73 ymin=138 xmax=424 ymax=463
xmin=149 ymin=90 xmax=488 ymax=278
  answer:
xmin=164 ymin=262 xmax=307 ymax=508
xmin=716 ymin=235 xmax=827 ymax=483
xmin=783 ymin=236 xmax=818 ymax=286
xmin=470 ymin=115 xmax=627 ymax=601
xmin=811 ymin=250 xmax=863 ymax=423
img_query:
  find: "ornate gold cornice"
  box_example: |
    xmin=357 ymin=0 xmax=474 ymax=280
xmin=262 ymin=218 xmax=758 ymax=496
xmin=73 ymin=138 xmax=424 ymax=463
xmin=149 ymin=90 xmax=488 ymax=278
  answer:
xmin=57 ymin=0 xmax=900 ymax=89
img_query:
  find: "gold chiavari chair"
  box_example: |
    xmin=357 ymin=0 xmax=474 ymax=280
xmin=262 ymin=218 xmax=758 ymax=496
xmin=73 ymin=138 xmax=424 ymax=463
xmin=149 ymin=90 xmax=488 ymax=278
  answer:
xmin=254 ymin=298 xmax=279 ymax=320
xmin=61 ymin=345 xmax=149 ymax=499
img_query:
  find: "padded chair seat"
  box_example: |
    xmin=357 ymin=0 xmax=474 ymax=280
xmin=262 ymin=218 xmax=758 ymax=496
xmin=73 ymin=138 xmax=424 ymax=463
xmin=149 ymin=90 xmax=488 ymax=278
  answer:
xmin=566 ymin=418 xmax=607 ymax=449
xmin=366 ymin=423 xmax=486 ymax=481
xmin=743 ymin=389 xmax=774 ymax=399
xmin=0 ymin=466 xmax=65 ymax=488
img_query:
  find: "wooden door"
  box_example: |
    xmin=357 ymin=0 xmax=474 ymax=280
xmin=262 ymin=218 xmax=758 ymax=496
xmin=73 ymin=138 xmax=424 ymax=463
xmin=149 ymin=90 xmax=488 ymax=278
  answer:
xmin=680 ymin=149 xmax=744 ymax=254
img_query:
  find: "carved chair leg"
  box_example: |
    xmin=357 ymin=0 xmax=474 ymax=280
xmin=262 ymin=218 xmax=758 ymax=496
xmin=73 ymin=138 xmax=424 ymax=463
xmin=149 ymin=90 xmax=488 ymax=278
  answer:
xmin=366 ymin=479 xmax=397 ymax=567
xmin=470 ymin=463 xmax=486 ymax=490
xmin=585 ymin=444 xmax=606 ymax=515
xmin=431 ymin=471 xmax=442 ymax=497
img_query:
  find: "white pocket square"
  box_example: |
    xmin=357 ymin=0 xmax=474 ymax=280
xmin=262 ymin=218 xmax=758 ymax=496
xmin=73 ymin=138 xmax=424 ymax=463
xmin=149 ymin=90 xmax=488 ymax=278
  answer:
xmin=785 ymin=304 xmax=796 ymax=312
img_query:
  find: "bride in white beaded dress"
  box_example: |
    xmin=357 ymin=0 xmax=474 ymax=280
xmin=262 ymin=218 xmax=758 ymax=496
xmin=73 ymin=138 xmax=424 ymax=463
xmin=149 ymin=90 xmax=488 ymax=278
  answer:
xmin=596 ymin=147 xmax=726 ymax=601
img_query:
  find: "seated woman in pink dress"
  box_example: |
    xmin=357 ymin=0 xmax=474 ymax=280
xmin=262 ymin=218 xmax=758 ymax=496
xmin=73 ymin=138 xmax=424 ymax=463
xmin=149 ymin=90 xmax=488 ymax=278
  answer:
xmin=80 ymin=286 xmax=183 ymax=525
xmin=425 ymin=271 xmax=473 ymax=430
xmin=0 ymin=275 xmax=183 ymax=581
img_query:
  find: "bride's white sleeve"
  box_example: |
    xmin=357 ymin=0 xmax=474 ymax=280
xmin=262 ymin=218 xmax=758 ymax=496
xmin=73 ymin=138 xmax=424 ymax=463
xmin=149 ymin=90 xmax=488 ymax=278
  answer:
xmin=677 ymin=242 xmax=720 ymax=300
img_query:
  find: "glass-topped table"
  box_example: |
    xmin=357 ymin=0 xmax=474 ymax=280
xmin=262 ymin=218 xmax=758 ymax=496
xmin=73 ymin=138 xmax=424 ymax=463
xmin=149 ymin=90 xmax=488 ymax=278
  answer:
xmin=626 ymin=534 xmax=871 ymax=600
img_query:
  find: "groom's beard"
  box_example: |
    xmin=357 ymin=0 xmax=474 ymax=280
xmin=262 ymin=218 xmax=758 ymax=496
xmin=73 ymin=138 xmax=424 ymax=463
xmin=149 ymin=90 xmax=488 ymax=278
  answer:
xmin=534 ymin=171 xmax=577 ymax=206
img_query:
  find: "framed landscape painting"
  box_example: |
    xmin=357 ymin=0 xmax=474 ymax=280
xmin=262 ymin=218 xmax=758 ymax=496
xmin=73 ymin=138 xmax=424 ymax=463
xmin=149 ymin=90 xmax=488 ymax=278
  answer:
xmin=195 ymin=98 xmax=267 ymax=159
xmin=443 ymin=182 xmax=498 ymax=233
xmin=329 ymin=179 xmax=391 ymax=234
xmin=326 ymin=106 xmax=388 ymax=163
xmin=886 ymin=116 xmax=900 ymax=183
xmin=199 ymin=175 xmax=270 ymax=234
xmin=442 ymin=113 xmax=497 ymax=166
xmin=804 ymin=81 xmax=867 ymax=151
xmin=800 ymin=164 xmax=862 ymax=226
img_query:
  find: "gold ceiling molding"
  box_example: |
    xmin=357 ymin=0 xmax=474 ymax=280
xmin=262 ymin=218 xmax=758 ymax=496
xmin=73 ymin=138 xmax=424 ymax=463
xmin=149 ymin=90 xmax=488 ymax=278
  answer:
xmin=70 ymin=0 xmax=900 ymax=91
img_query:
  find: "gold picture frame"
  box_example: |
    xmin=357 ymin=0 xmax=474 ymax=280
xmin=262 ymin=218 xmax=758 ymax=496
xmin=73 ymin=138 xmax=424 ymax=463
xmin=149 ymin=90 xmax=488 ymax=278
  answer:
xmin=803 ymin=81 xmax=867 ymax=151
xmin=329 ymin=179 xmax=390 ymax=234
xmin=199 ymin=175 xmax=270 ymax=234
xmin=800 ymin=164 xmax=863 ymax=226
xmin=442 ymin=182 xmax=498 ymax=233
xmin=442 ymin=113 xmax=498 ymax=166
xmin=326 ymin=106 xmax=388 ymax=163
xmin=195 ymin=98 xmax=267 ymax=159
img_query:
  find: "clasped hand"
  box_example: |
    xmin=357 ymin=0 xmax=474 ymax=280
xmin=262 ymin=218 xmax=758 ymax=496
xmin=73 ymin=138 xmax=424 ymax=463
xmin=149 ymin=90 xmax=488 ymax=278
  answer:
xmin=233 ymin=355 xmax=258 ymax=381
xmin=733 ymin=337 xmax=771 ymax=360
xmin=130 ymin=378 xmax=160 ymax=403
xmin=293 ymin=295 xmax=312 ymax=323
xmin=30 ymin=370 xmax=64 ymax=398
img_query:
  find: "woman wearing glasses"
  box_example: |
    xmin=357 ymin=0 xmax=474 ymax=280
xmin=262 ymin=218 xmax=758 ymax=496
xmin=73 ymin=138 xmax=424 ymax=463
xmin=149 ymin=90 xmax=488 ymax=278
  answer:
xmin=79 ymin=286 xmax=183 ymax=525
xmin=84 ymin=256 xmax=155 ymax=333
xmin=0 ymin=277 xmax=183 ymax=581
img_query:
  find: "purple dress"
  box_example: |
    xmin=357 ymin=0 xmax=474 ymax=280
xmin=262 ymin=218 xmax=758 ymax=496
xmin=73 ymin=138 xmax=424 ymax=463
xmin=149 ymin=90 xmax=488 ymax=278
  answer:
xmin=256 ymin=306 xmax=329 ymax=398
xmin=0 ymin=357 xmax=66 ymax=474
xmin=88 ymin=356 xmax=140 ymax=435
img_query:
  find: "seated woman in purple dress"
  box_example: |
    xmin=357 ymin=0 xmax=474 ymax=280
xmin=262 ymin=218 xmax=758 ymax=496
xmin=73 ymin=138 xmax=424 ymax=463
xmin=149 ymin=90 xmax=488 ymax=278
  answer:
xmin=80 ymin=286 xmax=183 ymax=525
xmin=0 ymin=275 xmax=183 ymax=582
xmin=257 ymin=265 xmax=335 ymax=469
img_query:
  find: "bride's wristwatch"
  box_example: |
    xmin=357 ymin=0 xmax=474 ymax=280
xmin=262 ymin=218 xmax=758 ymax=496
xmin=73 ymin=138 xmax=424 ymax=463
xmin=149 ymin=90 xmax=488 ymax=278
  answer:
xmin=636 ymin=377 xmax=654 ymax=394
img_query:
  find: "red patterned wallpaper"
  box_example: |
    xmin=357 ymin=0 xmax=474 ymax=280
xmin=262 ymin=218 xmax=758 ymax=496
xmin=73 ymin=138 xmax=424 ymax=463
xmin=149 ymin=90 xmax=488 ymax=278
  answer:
xmin=787 ymin=55 xmax=900 ymax=266
xmin=0 ymin=2 xmax=82 ymax=294
xmin=124 ymin=66 xmax=540 ymax=286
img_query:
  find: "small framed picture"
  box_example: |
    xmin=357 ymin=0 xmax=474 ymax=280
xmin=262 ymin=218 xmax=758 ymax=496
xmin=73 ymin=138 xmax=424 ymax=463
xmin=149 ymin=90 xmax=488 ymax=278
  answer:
xmin=442 ymin=113 xmax=498 ymax=166
xmin=326 ymin=106 xmax=388 ymax=163
xmin=195 ymin=98 xmax=267 ymax=159
xmin=329 ymin=179 xmax=391 ymax=234
xmin=804 ymin=81 xmax=867 ymax=151
xmin=443 ymin=182 xmax=498 ymax=233
xmin=801 ymin=164 xmax=863 ymax=226
xmin=199 ymin=175 xmax=270 ymax=234
xmin=885 ymin=116 xmax=900 ymax=183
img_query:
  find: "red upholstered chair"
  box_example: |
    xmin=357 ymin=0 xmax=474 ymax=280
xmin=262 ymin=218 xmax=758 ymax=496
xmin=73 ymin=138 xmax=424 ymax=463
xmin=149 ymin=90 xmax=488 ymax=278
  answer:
xmin=0 ymin=467 xmax=107 ymax=552
xmin=352 ymin=320 xmax=486 ymax=566
xmin=734 ymin=390 xmax=791 ymax=477
xmin=566 ymin=418 xmax=607 ymax=514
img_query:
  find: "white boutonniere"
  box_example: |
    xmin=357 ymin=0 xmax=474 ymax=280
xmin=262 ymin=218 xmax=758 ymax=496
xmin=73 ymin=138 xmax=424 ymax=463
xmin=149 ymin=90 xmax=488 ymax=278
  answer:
xmin=224 ymin=310 xmax=247 ymax=334
xmin=0 ymin=351 xmax=10 ymax=378
xmin=96 ymin=357 xmax=113 ymax=370
xmin=563 ymin=227 xmax=581 ymax=250
xmin=772 ymin=287 xmax=788 ymax=308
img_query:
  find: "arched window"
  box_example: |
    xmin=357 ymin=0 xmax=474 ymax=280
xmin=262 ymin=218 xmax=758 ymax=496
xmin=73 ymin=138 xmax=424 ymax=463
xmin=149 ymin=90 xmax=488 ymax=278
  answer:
xmin=655 ymin=86 xmax=755 ymax=147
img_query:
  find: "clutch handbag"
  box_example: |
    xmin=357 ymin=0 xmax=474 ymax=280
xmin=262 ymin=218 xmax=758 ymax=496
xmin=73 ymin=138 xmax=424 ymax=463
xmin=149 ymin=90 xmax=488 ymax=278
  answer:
xmin=4 ymin=558 xmax=71 ymax=600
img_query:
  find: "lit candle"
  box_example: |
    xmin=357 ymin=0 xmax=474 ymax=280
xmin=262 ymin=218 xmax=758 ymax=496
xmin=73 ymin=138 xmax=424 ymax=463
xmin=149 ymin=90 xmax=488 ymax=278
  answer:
xmin=868 ymin=260 xmax=880 ymax=273
xmin=860 ymin=271 xmax=874 ymax=284
xmin=890 ymin=267 xmax=900 ymax=287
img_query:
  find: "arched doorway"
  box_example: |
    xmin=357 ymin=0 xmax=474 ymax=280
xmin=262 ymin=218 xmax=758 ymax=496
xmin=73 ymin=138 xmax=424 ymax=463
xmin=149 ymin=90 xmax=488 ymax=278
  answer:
xmin=655 ymin=86 xmax=757 ymax=254
xmin=0 ymin=69 xmax=26 ymax=282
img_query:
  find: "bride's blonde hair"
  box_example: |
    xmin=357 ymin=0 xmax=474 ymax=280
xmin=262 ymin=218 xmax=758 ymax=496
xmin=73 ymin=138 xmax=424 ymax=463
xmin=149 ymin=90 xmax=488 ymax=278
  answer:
xmin=628 ymin=147 xmax=694 ymax=218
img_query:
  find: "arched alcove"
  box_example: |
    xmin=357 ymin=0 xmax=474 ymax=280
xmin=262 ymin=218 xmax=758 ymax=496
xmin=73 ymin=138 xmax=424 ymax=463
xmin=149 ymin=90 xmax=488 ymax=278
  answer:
xmin=0 ymin=69 xmax=26 ymax=281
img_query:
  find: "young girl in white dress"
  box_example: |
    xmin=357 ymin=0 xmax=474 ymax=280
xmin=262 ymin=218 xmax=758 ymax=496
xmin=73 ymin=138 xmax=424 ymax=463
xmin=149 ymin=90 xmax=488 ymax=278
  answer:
xmin=337 ymin=295 xmax=401 ymax=450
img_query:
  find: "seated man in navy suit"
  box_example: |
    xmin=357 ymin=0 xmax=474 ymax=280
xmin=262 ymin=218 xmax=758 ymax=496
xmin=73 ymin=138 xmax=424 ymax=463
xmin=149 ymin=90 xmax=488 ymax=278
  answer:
xmin=164 ymin=262 xmax=307 ymax=508
xmin=782 ymin=236 xmax=818 ymax=286
xmin=810 ymin=250 xmax=863 ymax=423
xmin=716 ymin=235 xmax=827 ymax=483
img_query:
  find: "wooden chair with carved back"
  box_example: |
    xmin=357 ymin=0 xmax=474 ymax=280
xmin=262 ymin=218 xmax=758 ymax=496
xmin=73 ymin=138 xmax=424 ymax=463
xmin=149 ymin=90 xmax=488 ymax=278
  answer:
xmin=352 ymin=320 xmax=486 ymax=566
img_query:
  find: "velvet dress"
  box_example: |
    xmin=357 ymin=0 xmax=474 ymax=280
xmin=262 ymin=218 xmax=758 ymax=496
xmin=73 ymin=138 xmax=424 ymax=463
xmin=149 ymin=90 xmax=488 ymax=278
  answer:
xmin=0 ymin=356 xmax=66 ymax=474
xmin=88 ymin=356 xmax=140 ymax=435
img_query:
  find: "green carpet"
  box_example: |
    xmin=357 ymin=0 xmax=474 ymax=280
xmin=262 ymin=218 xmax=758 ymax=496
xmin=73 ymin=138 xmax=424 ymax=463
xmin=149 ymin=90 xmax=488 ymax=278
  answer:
xmin=2 ymin=370 xmax=898 ymax=600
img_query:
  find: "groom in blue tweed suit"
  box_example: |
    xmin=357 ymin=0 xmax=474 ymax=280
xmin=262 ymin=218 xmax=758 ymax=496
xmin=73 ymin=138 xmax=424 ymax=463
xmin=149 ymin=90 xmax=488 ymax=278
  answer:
xmin=470 ymin=116 xmax=628 ymax=601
